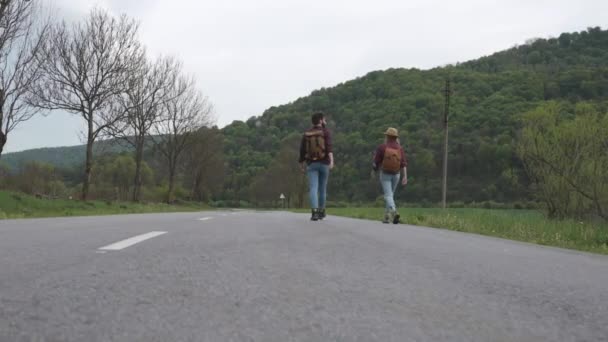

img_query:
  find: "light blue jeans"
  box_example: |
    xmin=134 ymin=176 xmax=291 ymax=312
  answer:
xmin=380 ymin=171 xmax=400 ymax=211
xmin=307 ymin=162 xmax=329 ymax=209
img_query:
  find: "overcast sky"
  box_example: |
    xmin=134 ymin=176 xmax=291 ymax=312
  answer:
xmin=4 ymin=0 xmax=607 ymax=153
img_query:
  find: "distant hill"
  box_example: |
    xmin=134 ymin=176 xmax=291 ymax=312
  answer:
xmin=1 ymin=139 xmax=133 ymax=171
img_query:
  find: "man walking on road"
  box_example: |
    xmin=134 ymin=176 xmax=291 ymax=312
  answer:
xmin=373 ymin=127 xmax=408 ymax=224
xmin=299 ymin=112 xmax=334 ymax=221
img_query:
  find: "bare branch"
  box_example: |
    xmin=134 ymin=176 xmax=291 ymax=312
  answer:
xmin=153 ymin=72 xmax=215 ymax=202
xmin=27 ymin=8 xmax=144 ymax=199
xmin=0 ymin=0 xmax=49 ymax=158
xmin=102 ymin=54 xmax=182 ymax=201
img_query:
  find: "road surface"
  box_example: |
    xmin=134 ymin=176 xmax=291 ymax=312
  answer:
xmin=1 ymin=211 xmax=607 ymax=341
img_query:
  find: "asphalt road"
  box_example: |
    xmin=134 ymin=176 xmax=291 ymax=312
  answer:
xmin=1 ymin=211 xmax=607 ymax=342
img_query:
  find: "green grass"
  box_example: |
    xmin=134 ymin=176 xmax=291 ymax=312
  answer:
xmin=4 ymin=191 xmax=607 ymax=255
xmin=295 ymin=207 xmax=608 ymax=255
xmin=0 ymin=191 xmax=208 ymax=219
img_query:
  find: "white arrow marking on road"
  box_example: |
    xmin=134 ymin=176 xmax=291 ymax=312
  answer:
xmin=98 ymin=231 xmax=167 ymax=251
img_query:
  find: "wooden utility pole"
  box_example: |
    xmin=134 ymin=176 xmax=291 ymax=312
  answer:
xmin=442 ymin=79 xmax=451 ymax=209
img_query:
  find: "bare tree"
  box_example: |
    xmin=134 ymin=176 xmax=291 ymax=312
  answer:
xmin=154 ymin=75 xmax=214 ymax=203
xmin=108 ymin=55 xmax=180 ymax=202
xmin=184 ymin=126 xmax=225 ymax=202
xmin=29 ymin=9 xmax=143 ymax=200
xmin=0 ymin=0 xmax=48 ymax=159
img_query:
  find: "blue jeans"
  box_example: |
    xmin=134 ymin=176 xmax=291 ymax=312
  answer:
xmin=307 ymin=162 xmax=329 ymax=209
xmin=380 ymin=171 xmax=400 ymax=211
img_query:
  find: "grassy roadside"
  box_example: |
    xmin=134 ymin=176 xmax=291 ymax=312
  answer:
xmin=0 ymin=191 xmax=207 ymax=219
xmin=294 ymin=207 xmax=608 ymax=255
xmin=3 ymin=190 xmax=607 ymax=255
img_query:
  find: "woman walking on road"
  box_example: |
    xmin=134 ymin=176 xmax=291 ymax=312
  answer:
xmin=373 ymin=127 xmax=408 ymax=224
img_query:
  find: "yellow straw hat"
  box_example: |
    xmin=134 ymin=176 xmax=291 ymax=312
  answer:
xmin=384 ymin=127 xmax=399 ymax=137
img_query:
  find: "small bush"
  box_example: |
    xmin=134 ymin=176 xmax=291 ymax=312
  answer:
xmin=173 ymin=199 xmax=186 ymax=205
xmin=420 ymin=199 xmax=433 ymax=208
xmin=327 ymin=201 xmax=349 ymax=208
xmin=449 ymin=201 xmax=466 ymax=208
xmin=374 ymin=196 xmax=384 ymax=208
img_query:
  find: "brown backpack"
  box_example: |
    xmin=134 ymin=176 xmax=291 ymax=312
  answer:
xmin=304 ymin=130 xmax=326 ymax=161
xmin=382 ymin=147 xmax=402 ymax=173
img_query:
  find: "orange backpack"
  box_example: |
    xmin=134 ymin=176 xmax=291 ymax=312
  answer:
xmin=382 ymin=147 xmax=402 ymax=173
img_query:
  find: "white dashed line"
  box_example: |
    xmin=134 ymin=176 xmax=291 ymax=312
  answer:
xmin=198 ymin=217 xmax=213 ymax=221
xmin=98 ymin=231 xmax=167 ymax=251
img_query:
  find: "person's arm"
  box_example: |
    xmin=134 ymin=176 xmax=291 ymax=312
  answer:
xmin=325 ymin=129 xmax=334 ymax=169
xmin=373 ymin=145 xmax=384 ymax=170
xmin=299 ymin=135 xmax=307 ymax=172
xmin=401 ymin=147 xmax=408 ymax=186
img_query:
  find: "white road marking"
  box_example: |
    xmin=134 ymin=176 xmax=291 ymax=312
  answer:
xmin=98 ymin=231 xmax=167 ymax=251
xmin=198 ymin=217 xmax=213 ymax=221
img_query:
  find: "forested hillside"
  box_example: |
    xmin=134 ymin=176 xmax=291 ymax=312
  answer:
xmin=4 ymin=27 xmax=608 ymax=207
xmin=220 ymin=27 xmax=608 ymax=206
xmin=462 ymin=27 xmax=608 ymax=72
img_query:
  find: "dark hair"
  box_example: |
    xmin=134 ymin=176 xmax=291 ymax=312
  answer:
xmin=311 ymin=112 xmax=324 ymax=125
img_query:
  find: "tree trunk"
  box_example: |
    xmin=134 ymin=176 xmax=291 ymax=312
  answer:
xmin=0 ymin=130 xmax=6 ymax=161
xmin=132 ymin=162 xmax=142 ymax=202
xmin=167 ymin=164 xmax=176 ymax=204
xmin=82 ymin=141 xmax=93 ymax=201
xmin=82 ymin=120 xmax=94 ymax=201
xmin=0 ymin=88 xmax=6 ymax=161
xmin=132 ymin=136 xmax=144 ymax=202
xmin=192 ymin=170 xmax=202 ymax=201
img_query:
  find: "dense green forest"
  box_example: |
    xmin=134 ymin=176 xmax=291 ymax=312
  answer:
xmin=219 ymin=27 xmax=608 ymax=206
xmin=3 ymin=27 xmax=608 ymax=210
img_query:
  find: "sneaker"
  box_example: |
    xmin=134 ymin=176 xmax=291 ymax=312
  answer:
xmin=392 ymin=211 xmax=400 ymax=224
xmin=382 ymin=212 xmax=390 ymax=224
xmin=318 ymin=209 xmax=326 ymax=220
xmin=310 ymin=209 xmax=319 ymax=221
